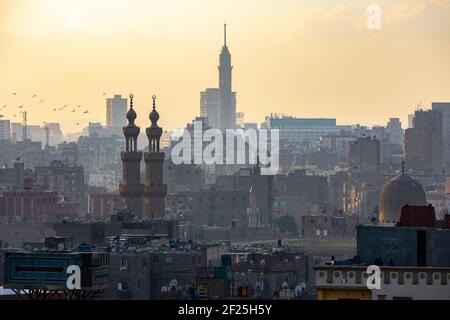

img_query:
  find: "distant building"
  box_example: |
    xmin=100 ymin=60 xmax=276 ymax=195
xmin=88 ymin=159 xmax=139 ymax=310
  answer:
xmin=200 ymin=88 xmax=220 ymax=129
xmin=0 ymin=162 xmax=24 ymax=191
xmin=265 ymin=116 xmax=338 ymax=149
xmin=236 ymin=112 xmax=244 ymax=129
xmin=88 ymin=193 xmax=121 ymax=218
xmin=432 ymin=102 xmax=450 ymax=168
xmin=405 ymin=109 xmax=443 ymax=174
xmin=386 ymin=118 xmax=404 ymax=147
xmin=34 ymin=160 xmax=85 ymax=215
xmin=106 ymin=95 xmax=127 ymax=128
xmin=0 ymin=119 xmax=10 ymax=141
xmin=349 ymin=136 xmax=380 ymax=176
xmin=0 ymin=191 xmax=57 ymax=222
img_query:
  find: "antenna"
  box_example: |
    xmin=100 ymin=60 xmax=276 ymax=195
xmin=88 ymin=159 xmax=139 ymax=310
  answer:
xmin=224 ymin=23 xmax=227 ymax=47
xmin=44 ymin=122 xmax=50 ymax=147
xmin=22 ymin=111 xmax=27 ymax=141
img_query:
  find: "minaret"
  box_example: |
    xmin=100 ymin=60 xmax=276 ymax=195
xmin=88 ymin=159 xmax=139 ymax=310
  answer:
xmin=218 ymin=23 xmax=235 ymax=131
xmin=119 ymin=94 xmax=144 ymax=217
xmin=144 ymin=95 xmax=167 ymax=219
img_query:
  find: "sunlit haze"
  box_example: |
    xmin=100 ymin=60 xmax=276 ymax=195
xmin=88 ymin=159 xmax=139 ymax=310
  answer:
xmin=1 ymin=0 xmax=450 ymax=134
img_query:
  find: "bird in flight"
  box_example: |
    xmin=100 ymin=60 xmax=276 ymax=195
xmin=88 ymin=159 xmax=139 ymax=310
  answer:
xmin=12 ymin=92 xmax=17 ymax=95
xmin=18 ymin=105 xmax=24 ymax=109
xmin=83 ymin=110 xmax=89 ymax=114
xmin=39 ymin=100 xmax=44 ymax=104
xmin=72 ymin=109 xmax=76 ymax=112
xmin=32 ymin=94 xmax=37 ymax=98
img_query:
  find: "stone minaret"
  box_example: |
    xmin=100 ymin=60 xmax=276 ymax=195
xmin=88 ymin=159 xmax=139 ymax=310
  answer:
xmin=119 ymin=94 xmax=144 ymax=217
xmin=144 ymin=95 xmax=167 ymax=218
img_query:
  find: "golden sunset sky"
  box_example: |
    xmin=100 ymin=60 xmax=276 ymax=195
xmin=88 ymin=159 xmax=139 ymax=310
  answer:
xmin=0 ymin=0 xmax=450 ymax=133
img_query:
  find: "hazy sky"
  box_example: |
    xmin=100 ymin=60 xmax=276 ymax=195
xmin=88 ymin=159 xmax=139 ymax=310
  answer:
xmin=0 ymin=0 xmax=450 ymax=133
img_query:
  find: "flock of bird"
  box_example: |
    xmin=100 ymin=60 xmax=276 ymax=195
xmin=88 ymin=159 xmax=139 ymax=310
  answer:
xmin=0 ymin=91 xmax=108 ymax=126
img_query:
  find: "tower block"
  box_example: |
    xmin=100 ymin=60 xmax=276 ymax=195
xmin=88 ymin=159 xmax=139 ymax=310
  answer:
xmin=144 ymin=95 xmax=167 ymax=219
xmin=119 ymin=94 xmax=144 ymax=217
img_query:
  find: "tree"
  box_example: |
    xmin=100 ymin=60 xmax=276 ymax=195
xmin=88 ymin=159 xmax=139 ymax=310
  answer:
xmin=277 ymin=215 xmax=298 ymax=235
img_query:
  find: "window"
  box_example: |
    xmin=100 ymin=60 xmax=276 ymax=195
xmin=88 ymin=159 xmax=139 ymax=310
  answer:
xmin=117 ymin=282 xmax=129 ymax=290
xmin=165 ymin=256 xmax=173 ymax=264
xmin=316 ymin=229 xmax=320 ymax=236
xmin=120 ymin=258 xmax=128 ymax=271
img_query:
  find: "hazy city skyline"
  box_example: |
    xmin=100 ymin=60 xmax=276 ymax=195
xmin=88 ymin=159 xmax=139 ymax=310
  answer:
xmin=1 ymin=0 xmax=450 ymax=134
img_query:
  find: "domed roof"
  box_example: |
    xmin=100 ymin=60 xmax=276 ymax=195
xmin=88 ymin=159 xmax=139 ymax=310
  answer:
xmin=149 ymin=95 xmax=160 ymax=127
xmin=126 ymin=107 xmax=137 ymax=122
xmin=379 ymin=172 xmax=426 ymax=223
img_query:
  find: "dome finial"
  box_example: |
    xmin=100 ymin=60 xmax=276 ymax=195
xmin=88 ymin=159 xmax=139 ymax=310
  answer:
xmin=129 ymin=94 xmax=134 ymax=108
xmin=152 ymin=95 xmax=156 ymax=110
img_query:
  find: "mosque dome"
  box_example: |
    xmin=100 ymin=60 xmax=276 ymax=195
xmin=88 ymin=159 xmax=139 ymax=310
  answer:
xmin=379 ymin=172 xmax=426 ymax=223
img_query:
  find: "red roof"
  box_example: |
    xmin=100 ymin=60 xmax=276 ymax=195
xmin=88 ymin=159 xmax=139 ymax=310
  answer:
xmin=396 ymin=204 xmax=436 ymax=228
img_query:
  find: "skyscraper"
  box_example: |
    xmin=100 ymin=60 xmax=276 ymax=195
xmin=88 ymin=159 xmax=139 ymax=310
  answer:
xmin=106 ymin=95 xmax=127 ymax=128
xmin=218 ymin=24 xmax=236 ymax=131
xmin=200 ymin=25 xmax=237 ymax=131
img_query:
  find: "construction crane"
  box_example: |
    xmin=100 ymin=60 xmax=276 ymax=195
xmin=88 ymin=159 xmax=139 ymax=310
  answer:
xmin=22 ymin=111 xmax=27 ymax=142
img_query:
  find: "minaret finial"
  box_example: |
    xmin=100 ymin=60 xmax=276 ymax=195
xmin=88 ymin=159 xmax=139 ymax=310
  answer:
xmin=152 ymin=95 xmax=156 ymax=110
xmin=224 ymin=23 xmax=227 ymax=47
xmin=129 ymin=94 xmax=134 ymax=109
xmin=401 ymin=160 xmax=405 ymax=174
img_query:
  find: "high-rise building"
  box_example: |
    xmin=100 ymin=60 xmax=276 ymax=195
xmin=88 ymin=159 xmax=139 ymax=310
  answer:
xmin=106 ymin=95 xmax=127 ymax=128
xmin=200 ymin=25 xmax=237 ymax=131
xmin=218 ymin=24 xmax=236 ymax=131
xmin=432 ymin=102 xmax=450 ymax=167
xmin=144 ymin=96 xmax=167 ymax=219
xmin=405 ymin=109 xmax=443 ymax=174
xmin=0 ymin=119 xmax=11 ymax=141
xmin=200 ymin=88 xmax=219 ymax=128
xmin=386 ymin=118 xmax=404 ymax=147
